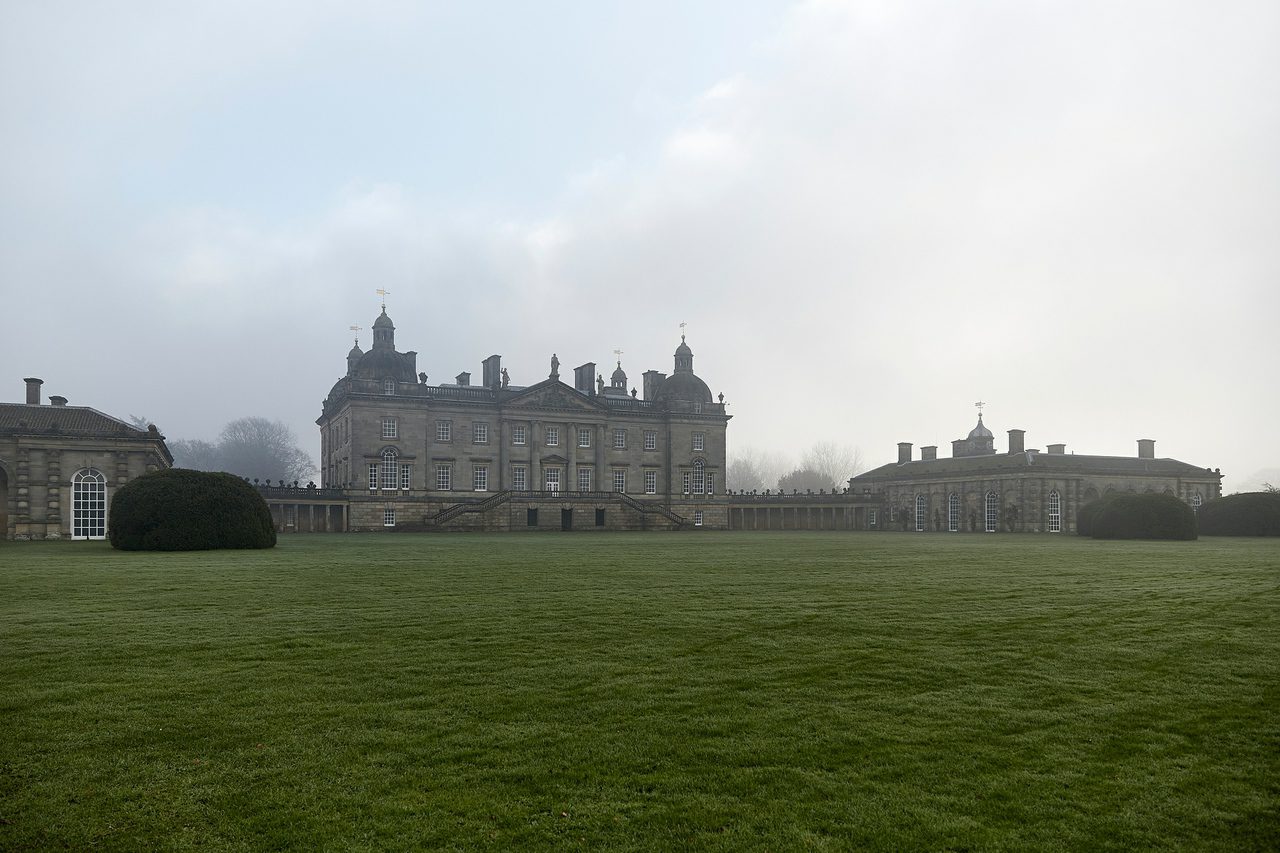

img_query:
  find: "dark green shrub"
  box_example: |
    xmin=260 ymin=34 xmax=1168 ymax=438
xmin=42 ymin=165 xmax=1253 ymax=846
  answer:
xmin=1091 ymin=493 xmax=1197 ymax=540
xmin=109 ymin=469 xmax=276 ymax=551
xmin=1076 ymin=494 xmax=1118 ymax=537
xmin=1198 ymin=492 xmax=1280 ymax=536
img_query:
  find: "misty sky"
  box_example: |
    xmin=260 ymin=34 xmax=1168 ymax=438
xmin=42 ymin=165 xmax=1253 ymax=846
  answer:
xmin=2 ymin=1 xmax=1277 ymax=492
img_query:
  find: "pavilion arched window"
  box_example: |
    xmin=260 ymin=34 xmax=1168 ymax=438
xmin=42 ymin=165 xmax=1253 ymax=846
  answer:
xmin=381 ymin=448 xmax=398 ymax=490
xmin=947 ymin=493 xmax=960 ymax=532
xmin=72 ymin=468 xmax=107 ymax=540
xmin=915 ymin=494 xmax=927 ymax=532
xmin=985 ymin=492 xmax=999 ymax=533
xmin=1047 ymin=490 xmax=1061 ymax=533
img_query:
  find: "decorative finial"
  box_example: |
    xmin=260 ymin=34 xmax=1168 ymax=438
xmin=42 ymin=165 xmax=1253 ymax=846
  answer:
xmin=975 ymin=401 xmax=985 ymax=415
xmin=376 ymin=288 xmax=391 ymax=309
xmin=613 ymin=348 xmax=623 ymax=365
xmin=679 ymin=321 xmax=687 ymax=342
xmin=349 ymin=324 xmax=362 ymax=345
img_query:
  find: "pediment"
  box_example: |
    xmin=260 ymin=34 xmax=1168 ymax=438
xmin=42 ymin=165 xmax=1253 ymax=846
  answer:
xmin=507 ymin=380 xmax=603 ymax=412
xmin=541 ymin=454 xmax=569 ymax=465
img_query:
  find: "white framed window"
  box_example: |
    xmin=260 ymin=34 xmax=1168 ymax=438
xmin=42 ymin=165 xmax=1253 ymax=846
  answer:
xmin=985 ymin=492 xmax=999 ymax=533
xmin=436 ymin=420 xmax=452 ymax=442
xmin=869 ymin=508 xmax=878 ymax=528
xmin=512 ymin=465 xmax=527 ymax=491
xmin=644 ymin=470 xmax=657 ymax=495
xmin=545 ymin=467 xmax=561 ymax=493
xmin=1191 ymin=493 xmax=1202 ymax=514
xmin=644 ymin=430 xmax=657 ymax=451
xmin=383 ymin=507 xmax=396 ymax=527
xmin=706 ymin=473 xmax=714 ymax=496
xmin=682 ymin=471 xmax=691 ymax=494
xmin=694 ymin=510 xmax=704 ymax=527
xmin=512 ymin=424 xmax=527 ymax=446
xmin=1047 ymin=490 xmax=1062 ymax=532
xmin=71 ymin=468 xmax=106 ymax=540
xmin=578 ymin=428 xmax=591 ymax=448
xmin=694 ymin=403 xmax=702 ymax=414
xmin=381 ymin=417 xmax=397 ymax=439
xmin=915 ymin=494 xmax=927 ymax=532
xmin=692 ymin=460 xmax=705 ymax=495
xmin=400 ymin=464 xmax=412 ymax=490
xmin=473 ymin=422 xmax=488 ymax=444
xmin=436 ymin=465 xmax=452 ymax=491
xmin=613 ymin=429 xmax=626 ymax=449
xmin=383 ymin=378 xmax=396 ymax=395
xmin=948 ymin=493 xmax=960 ymax=532
xmin=578 ymin=467 xmax=593 ymax=491
xmin=473 ymin=466 xmax=488 ymax=492
xmin=692 ymin=432 xmax=704 ymax=452
xmin=613 ymin=469 xmax=626 ymax=493
xmin=368 ymin=463 xmax=379 ymax=491
xmin=545 ymin=426 xmax=559 ymax=447
xmin=381 ymin=448 xmax=398 ymax=490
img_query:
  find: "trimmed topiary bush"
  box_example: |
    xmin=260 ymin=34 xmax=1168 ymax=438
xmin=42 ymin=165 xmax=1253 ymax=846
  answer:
xmin=109 ymin=469 xmax=276 ymax=551
xmin=1090 ymin=493 xmax=1197 ymax=540
xmin=1198 ymin=492 xmax=1280 ymax=536
xmin=1076 ymin=494 xmax=1118 ymax=537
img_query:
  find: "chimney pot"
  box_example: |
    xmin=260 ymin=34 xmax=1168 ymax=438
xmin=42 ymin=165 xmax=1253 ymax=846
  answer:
xmin=920 ymin=445 xmax=937 ymax=461
xmin=49 ymin=395 xmax=67 ymax=407
xmin=1138 ymin=438 xmax=1155 ymax=459
xmin=23 ymin=377 xmax=43 ymax=405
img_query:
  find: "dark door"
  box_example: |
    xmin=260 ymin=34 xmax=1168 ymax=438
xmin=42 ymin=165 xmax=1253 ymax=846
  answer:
xmin=561 ymin=508 xmax=573 ymax=530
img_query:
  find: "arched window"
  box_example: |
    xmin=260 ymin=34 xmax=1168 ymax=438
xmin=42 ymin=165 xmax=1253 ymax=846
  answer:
xmin=382 ymin=378 xmax=396 ymax=396
xmin=381 ymin=448 xmax=398 ymax=490
xmin=985 ymin=492 xmax=999 ymax=533
xmin=915 ymin=494 xmax=927 ymax=532
xmin=947 ymin=493 xmax=959 ymax=532
xmin=692 ymin=459 xmax=705 ymax=495
xmin=1047 ymin=490 xmax=1061 ymax=533
xmin=1191 ymin=493 xmax=1202 ymax=514
xmin=72 ymin=468 xmax=106 ymax=540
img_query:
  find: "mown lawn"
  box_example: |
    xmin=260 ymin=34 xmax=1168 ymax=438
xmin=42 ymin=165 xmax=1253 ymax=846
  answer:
xmin=1 ymin=532 xmax=1276 ymax=850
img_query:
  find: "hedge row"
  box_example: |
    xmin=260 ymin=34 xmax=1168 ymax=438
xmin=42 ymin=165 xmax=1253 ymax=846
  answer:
xmin=109 ymin=469 xmax=276 ymax=551
xmin=1076 ymin=493 xmax=1197 ymax=540
xmin=1198 ymin=491 xmax=1280 ymax=536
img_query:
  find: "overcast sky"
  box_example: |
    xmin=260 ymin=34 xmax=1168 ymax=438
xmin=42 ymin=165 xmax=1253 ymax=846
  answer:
xmin=3 ymin=0 xmax=1277 ymax=491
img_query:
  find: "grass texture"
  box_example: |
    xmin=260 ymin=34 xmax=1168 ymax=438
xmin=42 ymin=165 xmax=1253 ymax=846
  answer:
xmin=1 ymin=532 xmax=1277 ymax=850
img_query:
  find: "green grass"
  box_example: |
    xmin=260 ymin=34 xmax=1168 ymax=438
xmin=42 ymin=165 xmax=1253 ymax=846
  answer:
xmin=1 ymin=532 xmax=1277 ymax=851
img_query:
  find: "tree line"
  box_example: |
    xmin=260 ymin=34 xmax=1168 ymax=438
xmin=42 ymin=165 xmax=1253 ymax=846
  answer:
xmin=131 ymin=415 xmax=316 ymax=484
xmin=727 ymin=441 xmax=864 ymax=493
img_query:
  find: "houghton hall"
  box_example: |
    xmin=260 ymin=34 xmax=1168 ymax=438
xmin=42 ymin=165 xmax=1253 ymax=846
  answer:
xmin=3 ymin=310 xmax=1222 ymax=538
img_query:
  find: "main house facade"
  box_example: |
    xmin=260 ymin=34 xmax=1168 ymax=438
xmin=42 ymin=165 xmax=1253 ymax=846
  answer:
xmin=314 ymin=308 xmax=731 ymax=531
xmin=1 ymin=378 xmax=172 ymax=540
xmin=849 ymin=414 xmax=1223 ymax=534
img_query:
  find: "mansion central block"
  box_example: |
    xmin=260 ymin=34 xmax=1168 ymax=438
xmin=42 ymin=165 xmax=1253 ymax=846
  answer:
xmin=317 ymin=309 xmax=729 ymax=531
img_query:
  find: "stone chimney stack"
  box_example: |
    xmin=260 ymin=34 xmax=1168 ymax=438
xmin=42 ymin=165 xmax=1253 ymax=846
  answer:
xmin=1047 ymin=443 xmax=1066 ymax=455
xmin=898 ymin=442 xmax=913 ymax=464
xmin=574 ymin=363 xmax=596 ymax=395
xmin=481 ymin=354 xmax=502 ymax=389
xmin=920 ymin=445 xmax=937 ymax=461
xmin=1138 ymin=439 xmax=1156 ymax=459
xmin=49 ymin=395 xmax=68 ymax=406
xmin=455 ymin=372 xmax=470 ymax=387
xmin=24 ymin=377 xmax=42 ymax=405
xmin=642 ymin=370 xmax=665 ymax=401
xmin=1008 ymin=429 xmax=1025 ymax=454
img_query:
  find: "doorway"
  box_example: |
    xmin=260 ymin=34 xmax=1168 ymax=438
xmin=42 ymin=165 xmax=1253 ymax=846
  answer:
xmin=561 ymin=508 xmax=573 ymax=531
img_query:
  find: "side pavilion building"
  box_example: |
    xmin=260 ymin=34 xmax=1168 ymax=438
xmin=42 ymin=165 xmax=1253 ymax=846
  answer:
xmin=849 ymin=413 xmax=1223 ymax=534
xmin=1 ymin=378 xmax=172 ymax=540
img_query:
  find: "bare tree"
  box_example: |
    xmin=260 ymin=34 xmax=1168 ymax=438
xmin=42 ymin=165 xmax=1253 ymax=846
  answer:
xmin=727 ymin=446 xmax=792 ymax=492
xmin=127 ymin=414 xmax=156 ymax=431
xmin=168 ymin=438 xmax=223 ymax=471
xmin=801 ymin=441 xmax=863 ymax=491
xmin=217 ymin=417 xmax=314 ymax=483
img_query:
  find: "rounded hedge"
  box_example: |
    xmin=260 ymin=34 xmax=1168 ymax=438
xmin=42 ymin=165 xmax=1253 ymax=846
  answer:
xmin=109 ymin=468 xmax=277 ymax=551
xmin=1089 ymin=493 xmax=1197 ymax=540
xmin=1198 ymin=491 xmax=1280 ymax=536
xmin=1076 ymin=494 xmax=1117 ymax=537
